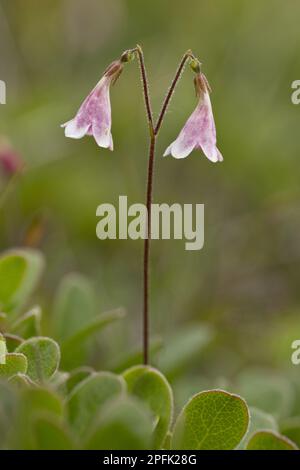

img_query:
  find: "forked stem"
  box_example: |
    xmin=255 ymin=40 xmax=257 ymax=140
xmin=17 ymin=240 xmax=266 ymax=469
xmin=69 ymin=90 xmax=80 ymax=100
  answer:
xmin=155 ymin=51 xmax=193 ymax=135
xmin=136 ymin=46 xmax=194 ymax=364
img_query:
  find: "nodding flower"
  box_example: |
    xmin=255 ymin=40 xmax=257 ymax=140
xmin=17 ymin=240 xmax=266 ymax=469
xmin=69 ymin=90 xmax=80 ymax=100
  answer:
xmin=164 ymin=71 xmax=223 ymax=163
xmin=61 ymin=50 xmax=134 ymax=150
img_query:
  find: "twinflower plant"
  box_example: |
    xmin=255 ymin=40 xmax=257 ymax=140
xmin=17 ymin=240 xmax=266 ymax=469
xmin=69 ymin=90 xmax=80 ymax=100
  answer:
xmin=62 ymin=45 xmax=223 ymax=365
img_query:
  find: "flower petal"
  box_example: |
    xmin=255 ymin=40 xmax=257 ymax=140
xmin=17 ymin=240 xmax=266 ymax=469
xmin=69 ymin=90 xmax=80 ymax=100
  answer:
xmin=163 ymin=137 xmax=196 ymax=159
xmin=61 ymin=119 xmax=89 ymax=139
xmin=92 ymin=123 xmax=113 ymax=150
xmin=196 ymin=92 xmax=222 ymax=163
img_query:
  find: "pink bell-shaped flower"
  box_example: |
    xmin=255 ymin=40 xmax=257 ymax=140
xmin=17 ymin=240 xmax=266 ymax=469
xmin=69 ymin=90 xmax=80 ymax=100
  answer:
xmin=61 ymin=60 xmax=124 ymax=150
xmin=164 ymin=72 xmax=223 ymax=162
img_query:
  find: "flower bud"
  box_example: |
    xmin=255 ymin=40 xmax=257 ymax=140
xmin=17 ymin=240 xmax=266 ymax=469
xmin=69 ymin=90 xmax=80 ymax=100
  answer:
xmin=121 ymin=49 xmax=135 ymax=63
xmin=189 ymin=58 xmax=202 ymax=74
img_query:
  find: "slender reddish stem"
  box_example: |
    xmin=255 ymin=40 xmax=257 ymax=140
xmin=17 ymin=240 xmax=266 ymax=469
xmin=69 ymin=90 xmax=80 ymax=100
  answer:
xmin=136 ymin=45 xmax=154 ymax=132
xmin=136 ymin=46 xmax=193 ymax=365
xmin=143 ymin=135 xmax=156 ymax=365
xmin=155 ymin=51 xmax=192 ymax=135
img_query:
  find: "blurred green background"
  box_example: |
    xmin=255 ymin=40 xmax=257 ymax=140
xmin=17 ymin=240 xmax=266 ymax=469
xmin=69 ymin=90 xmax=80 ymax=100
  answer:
xmin=1 ymin=0 xmax=300 ymax=403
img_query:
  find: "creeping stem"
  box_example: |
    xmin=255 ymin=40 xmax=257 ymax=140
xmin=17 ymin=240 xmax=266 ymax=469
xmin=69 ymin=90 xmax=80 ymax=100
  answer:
xmin=135 ymin=46 xmax=194 ymax=364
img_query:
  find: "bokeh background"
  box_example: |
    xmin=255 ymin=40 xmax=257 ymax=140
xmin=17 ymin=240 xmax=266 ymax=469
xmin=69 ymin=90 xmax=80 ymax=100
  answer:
xmin=1 ymin=0 xmax=300 ymax=414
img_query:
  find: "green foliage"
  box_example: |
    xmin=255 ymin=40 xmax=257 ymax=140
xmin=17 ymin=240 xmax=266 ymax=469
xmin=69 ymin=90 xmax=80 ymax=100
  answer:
xmin=246 ymin=431 xmax=298 ymax=450
xmin=236 ymin=369 xmax=294 ymax=419
xmin=0 ymin=250 xmax=44 ymax=314
xmin=11 ymin=307 xmax=41 ymax=339
xmin=60 ymin=309 xmax=125 ymax=369
xmin=84 ymin=397 xmax=153 ymax=450
xmin=0 ymin=381 xmax=18 ymax=449
xmin=16 ymin=337 xmax=60 ymax=382
xmin=123 ymin=365 xmax=173 ymax=448
xmin=13 ymin=387 xmax=64 ymax=449
xmin=238 ymin=407 xmax=278 ymax=449
xmin=0 ymin=246 xmax=298 ymax=450
xmin=53 ymin=273 xmax=96 ymax=342
xmin=172 ymin=390 xmax=249 ymax=450
xmin=66 ymin=372 xmax=125 ymax=439
xmin=0 ymin=353 xmax=27 ymax=377
xmin=32 ymin=416 xmax=74 ymax=450
xmin=280 ymin=417 xmax=300 ymax=448
xmin=156 ymin=325 xmax=214 ymax=381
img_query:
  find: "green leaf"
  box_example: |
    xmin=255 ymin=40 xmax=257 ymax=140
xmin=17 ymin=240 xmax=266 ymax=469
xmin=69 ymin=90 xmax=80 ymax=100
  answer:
xmin=236 ymin=369 xmax=294 ymax=419
xmin=123 ymin=365 xmax=173 ymax=449
xmin=62 ymin=367 xmax=93 ymax=395
xmin=156 ymin=324 xmax=214 ymax=380
xmin=238 ymin=407 xmax=278 ymax=449
xmin=32 ymin=416 xmax=74 ymax=450
xmin=0 ymin=353 xmax=27 ymax=377
xmin=247 ymin=430 xmax=298 ymax=450
xmin=20 ymin=387 xmax=63 ymax=417
xmin=11 ymin=306 xmax=41 ymax=339
xmin=8 ymin=373 xmax=35 ymax=388
xmin=53 ymin=273 xmax=96 ymax=342
xmin=3 ymin=333 xmax=23 ymax=352
xmin=66 ymin=372 xmax=125 ymax=438
xmin=14 ymin=387 xmax=63 ymax=449
xmin=172 ymin=389 xmax=249 ymax=450
xmin=85 ymin=397 xmax=153 ymax=450
xmin=16 ymin=337 xmax=60 ymax=382
xmin=60 ymin=309 xmax=125 ymax=369
xmin=280 ymin=417 xmax=300 ymax=448
xmin=0 ymin=249 xmax=44 ymax=314
xmin=0 ymin=381 xmax=18 ymax=449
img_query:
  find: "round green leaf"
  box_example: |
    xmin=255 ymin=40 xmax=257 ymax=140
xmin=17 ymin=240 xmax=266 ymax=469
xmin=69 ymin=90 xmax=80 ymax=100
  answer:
xmin=85 ymin=397 xmax=153 ymax=450
xmin=66 ymin=372 xmax=125 ymax=438
xmin=14 ymin=387 xmax=63 ymax=449
xmin=0 ymin=249 xmax=44 ymax=314
xmin=16 ymin=337 xmax=60 ymax=382
xmin=238 ymin=407 xmax=278 ymax=449
xmin=247 ymin=430 xmax=298 ymax=450
xmin=172 ymin=389 xmax=249 ymax=450
xmin=53 ymin=273 xmax=96 ymax=342
xmin=61 ymin=367 xmax=93 ymax=395
xmin=11 ymin=306 xmax=41 ymax=339
xmin=123 ymin=365 xmax=173 ymax=449
xmin=0 ymin=353 xmax=27 ymax=378
xmin=0 ymin=381 xmax=18 ymax=449
xmin=33 ymin=416 xmax=74 ymax=450
xmin=280 ymin=417 xmax=300 ymax=448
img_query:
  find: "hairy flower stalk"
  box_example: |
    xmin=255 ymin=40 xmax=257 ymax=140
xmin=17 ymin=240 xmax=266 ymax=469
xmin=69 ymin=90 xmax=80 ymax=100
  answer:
xmin=62 ymin=47 xmax=222 ymax=366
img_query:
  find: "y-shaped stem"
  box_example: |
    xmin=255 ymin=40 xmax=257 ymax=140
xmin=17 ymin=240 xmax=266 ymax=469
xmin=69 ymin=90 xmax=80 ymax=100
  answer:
xmin=155 ymin=51 xmax=192 ymax=135
xmin=136 ymin=46 xmax=194 ymax=364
